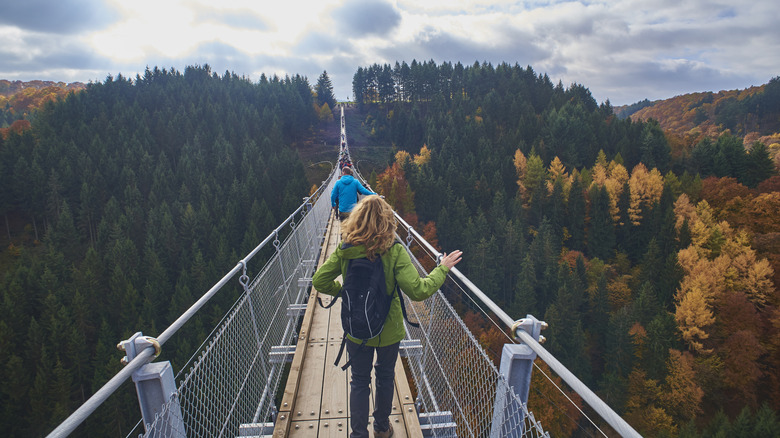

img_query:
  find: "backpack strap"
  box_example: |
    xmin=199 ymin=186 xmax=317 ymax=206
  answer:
xmin=317 ymin=289 xmax=340 ymax=309
xmin=395 ymin=285 xmax=420 ymax=328
xmin=335 ymin=334 xmax=367 ymax=371
xmin=390 ymin=242 xmax=420 ymax=328
xmin=334 ymin=334 xmax=348 ymax=368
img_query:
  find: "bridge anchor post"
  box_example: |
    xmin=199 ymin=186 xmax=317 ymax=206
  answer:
xmin=489 ymin=315 xmax=545 ymax=438
xmin=119 ymin=332 xmax=185 ymax=437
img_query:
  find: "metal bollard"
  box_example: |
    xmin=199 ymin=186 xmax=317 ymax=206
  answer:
xmin=120 ymin=332 xmax=185 ymax=437
xmin=489 ymin=315 xmax=545 ymax=438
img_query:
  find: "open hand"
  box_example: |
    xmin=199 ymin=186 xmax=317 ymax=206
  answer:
xmin=440 ymin=250 xmax=463 ymax=269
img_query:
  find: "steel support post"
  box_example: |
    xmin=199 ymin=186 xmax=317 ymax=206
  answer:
xmin=120 ymin=332 xmax=185 ymax=437
xmin=490 ymin=315 xmax=543 ymax=438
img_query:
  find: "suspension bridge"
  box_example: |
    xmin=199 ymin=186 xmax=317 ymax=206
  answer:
xmin=47 ymin=107 xmax=641 ymax=438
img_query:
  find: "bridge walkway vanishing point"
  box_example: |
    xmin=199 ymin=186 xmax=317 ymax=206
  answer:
xmin=272 ymin=210 xmax=422 ymax=438
xmin=48 ymin=104 xmax=641 ymax=438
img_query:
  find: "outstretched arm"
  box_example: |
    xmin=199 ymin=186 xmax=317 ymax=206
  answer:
xmin=357 ymin=182 xmax=375 ymax=196
xmin=394 ymin=247 xmax=456 ymax=301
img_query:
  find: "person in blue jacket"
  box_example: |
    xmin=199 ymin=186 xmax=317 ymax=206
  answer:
xmin=332 ymin=166 xmax=375 ymax=221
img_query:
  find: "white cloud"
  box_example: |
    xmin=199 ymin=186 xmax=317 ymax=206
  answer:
xmin=0 ymin=0 xmax=777 ymax=105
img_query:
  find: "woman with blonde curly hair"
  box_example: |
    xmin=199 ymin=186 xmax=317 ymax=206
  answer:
xmin=313 ymin=195 xmax=462 ymax=438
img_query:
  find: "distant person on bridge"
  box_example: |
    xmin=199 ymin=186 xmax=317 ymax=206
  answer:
xmin=313 ymin=195 xmax=462 ymax=438
xmin=331 ymin=166 xmax=374 ymax=221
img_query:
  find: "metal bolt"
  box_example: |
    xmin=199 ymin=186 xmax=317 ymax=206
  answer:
xmin=297 ymin=411 xmax=301 ymax=416
xmin=404 ymin=395 xmax=409 ymax=400
xmin=310 ymin=411 xmax=315 ymax=416
xmin=541 ymin=321 xmax=549 ymax=330
xmin=295 ymin=425 xmax=299 ymax=429
xmin=325 ymin=410 xmax=329 ymax=414
xmin=338 ymin=422 xmax=343 ymax=427
xmin=309 ymin=424 xmax=313 ymax=429
xmin=539 ymin=335 xmax=547 ymax=344
xmin=283 ymin=402 xmax=288 ymax=407
xmin=324 ymin=423 xmax=329 ymax=428
xmin=395 ymin=419 xmax=400 ymax=423
xmin=393 ymin=405 xmax=397 ymax=410
xmin=116 ymin=342 xmax=125 ymax=351
xmin=338 ymin=409 xmax=342 ymax=413
xmin=120 ymin=357 xmax=128 ymax=365
xmin=280 ymin=415 xmax=286 ymax=420
xmin=408 ymin=407 xmax=413 ymax=412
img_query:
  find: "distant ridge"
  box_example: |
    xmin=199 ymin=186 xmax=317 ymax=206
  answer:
xmin=613 ymin=78 xmax=780 ymax=148
xmin=0 ymin=79 xmax=86 ymax=96
xmin=0 ymin=80 xmax=86 ymax=123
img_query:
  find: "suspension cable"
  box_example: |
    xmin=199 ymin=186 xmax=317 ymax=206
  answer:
xmin=532 ymin=361 xmax=608 ymax=438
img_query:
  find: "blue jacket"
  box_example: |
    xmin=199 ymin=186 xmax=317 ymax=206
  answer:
xmin=331 ymin=175 xmax=375 ymax=213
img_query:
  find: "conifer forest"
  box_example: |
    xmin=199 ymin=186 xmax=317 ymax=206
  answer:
xmin=2 ymin=61 xmax=780 ymax=437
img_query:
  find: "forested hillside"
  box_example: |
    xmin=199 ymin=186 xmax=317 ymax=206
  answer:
xmin=353 ymin=60 xmax=780 ymax=437
xmin=0 ymin=65 xmax=316 ymax=436
xmin=616 ymin=78 xmax=780 ymax=172
xmin=0 ymin=80 xmax=86 ymax=130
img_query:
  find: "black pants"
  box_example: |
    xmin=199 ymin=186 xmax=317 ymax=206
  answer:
xmin=339 ymin=211 xmax=350 ymax=221
xmin=346 ymin=341 xmax=400 ymax=437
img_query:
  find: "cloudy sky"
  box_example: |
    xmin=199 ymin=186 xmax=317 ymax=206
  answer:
xmin=1 ymin=0 xmax=778 ymax=105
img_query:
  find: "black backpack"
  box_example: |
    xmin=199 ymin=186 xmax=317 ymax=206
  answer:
xmin=318 ymin=242 xmax=418 ymax=370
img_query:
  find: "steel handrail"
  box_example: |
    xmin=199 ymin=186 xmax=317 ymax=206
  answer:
xmin=392 ymin=211 xmax=641 ymax=438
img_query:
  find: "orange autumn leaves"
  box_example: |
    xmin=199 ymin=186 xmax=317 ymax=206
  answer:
xmin=673 ymin=195 xmax=774 ymax=353
xmin=672 ymin=194 xmax=775 ymax=409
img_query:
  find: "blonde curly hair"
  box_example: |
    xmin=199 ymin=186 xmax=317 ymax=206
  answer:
xmin=341 ymin=195 xmax=396 ymax=260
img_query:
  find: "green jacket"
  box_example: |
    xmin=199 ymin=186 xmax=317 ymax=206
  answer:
xmin=312 ymin=241 xmax=450 ymax=347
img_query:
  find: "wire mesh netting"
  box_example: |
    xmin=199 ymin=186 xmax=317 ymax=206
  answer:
xmin=401 ymin=244 xmax=549 ymax=438
xmin=138 ymin=173 xmax=336 ymax=437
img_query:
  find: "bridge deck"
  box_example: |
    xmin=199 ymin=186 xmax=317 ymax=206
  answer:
xmin=273 ymin=212 xmax=422 ymax=438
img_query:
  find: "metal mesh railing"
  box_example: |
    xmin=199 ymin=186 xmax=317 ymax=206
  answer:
xmin=140 ymin=171 xmax=337 ymax=437
xmin=400 ymin=244 xmax=549 ymax=438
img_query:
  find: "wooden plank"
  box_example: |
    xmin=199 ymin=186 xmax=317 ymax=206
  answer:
xmin=395 ymin=357 xmax=424 ymax=438
xmin=272 ymin=411 xmax=292 ymax=438
xmin=400 ymin=403 xmax=423 ymax=438
xmin=277 ymin=299 xmax=315 ymax=436
xmin=388 ymin=414 xmax=409 ymax=438
xmin=275 ymin=212 xmax=337 ymax=437
xmin=308 ymin=300 xmax=331 ymax=343
xmin=318 ymin=418 xmax=349 ymax=438
xmin=326 ymin=299 xmax=343 ymax=342
xmin=288 ymin=419 xmax=319 ymax=437
xmin=321 ymin=339 xmax=349 ymax=419
xmin=394 ymin=357 xmax=416 ymax=408
xmin=293 ymin=342 xmax=327 ymax=422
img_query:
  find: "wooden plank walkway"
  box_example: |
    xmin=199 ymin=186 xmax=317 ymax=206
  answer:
xmin=274 ymin=211 xmax=422 ymax=438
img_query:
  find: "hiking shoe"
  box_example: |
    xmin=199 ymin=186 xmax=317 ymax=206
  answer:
xmin=374 ymin=424 xmax=393 ymax=438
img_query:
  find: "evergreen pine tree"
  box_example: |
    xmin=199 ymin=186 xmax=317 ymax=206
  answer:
xmin=567 ymin=175 xmax=586 ymax=251
xmin=753 ymin=403 xmax=780 ymax=437
xmin=743 ymin=142 xmax=776 ymax=187
xmin=315 ymin=71 xmax=336 ymax=110
xmin=588 ymin=185 xmax=615 ymax=261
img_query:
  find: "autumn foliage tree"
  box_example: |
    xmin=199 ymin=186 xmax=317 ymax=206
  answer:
xmin=673 ymin=194 xmax=776 ymax=412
